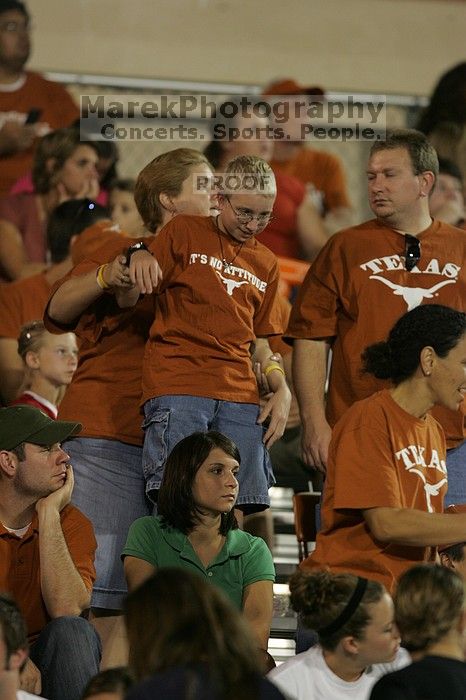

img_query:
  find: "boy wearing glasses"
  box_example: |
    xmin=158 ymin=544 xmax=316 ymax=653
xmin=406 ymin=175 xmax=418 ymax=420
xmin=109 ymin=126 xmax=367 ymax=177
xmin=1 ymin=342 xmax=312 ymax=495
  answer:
xmin=286 ymin=128 xmax=466 ymax=505
xmin=124 ymin=155 xmax=291 ymax=514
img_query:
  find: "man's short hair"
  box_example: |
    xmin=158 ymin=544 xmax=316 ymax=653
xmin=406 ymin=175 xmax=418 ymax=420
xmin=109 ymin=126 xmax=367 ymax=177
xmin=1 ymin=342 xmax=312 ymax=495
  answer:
xmin=0 ymin=594 xmax=28 ymax=660
xmin=0 ymin=0 xmax=29 ymax=19
xmin=370 ymin=128 xmax=439 ymax=177
xmin=9 ymin=442 xmax=26 ymax=462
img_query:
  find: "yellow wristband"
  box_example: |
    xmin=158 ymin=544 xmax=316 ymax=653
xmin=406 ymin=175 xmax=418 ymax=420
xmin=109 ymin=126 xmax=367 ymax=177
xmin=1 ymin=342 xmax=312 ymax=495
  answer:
xmin=96 ymin=264 xmax=110 ymax=290
xmin=264 ymin=362 xmax=285 ymax=378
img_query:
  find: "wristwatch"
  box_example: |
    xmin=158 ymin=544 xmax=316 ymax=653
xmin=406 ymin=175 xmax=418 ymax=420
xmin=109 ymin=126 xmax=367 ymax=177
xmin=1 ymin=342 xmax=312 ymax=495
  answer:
xmin=125 ymin=241 xmax=149 ymax=266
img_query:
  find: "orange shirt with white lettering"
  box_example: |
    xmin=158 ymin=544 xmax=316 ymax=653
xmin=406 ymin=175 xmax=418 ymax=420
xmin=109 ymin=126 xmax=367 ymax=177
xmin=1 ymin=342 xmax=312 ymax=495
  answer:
xmin=303 ymin=390 xmax=447 ymax=593
xmin=45 ymin=235 xmax=154 ymax=445
xmin=142 ymin=215 xmax=283 ymax=406
xmin=286 ymin=219 xmax=466 ymax=447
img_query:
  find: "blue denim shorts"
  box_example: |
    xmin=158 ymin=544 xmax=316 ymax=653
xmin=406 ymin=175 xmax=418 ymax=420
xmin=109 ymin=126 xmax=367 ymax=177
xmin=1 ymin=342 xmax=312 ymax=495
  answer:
xmin=445 ymin=439 xmax=466 ymax=507
xmin=142 ymin=395 xmax=275 ymax=513
xmin=65 ymin=437 xmax=153 ymax=610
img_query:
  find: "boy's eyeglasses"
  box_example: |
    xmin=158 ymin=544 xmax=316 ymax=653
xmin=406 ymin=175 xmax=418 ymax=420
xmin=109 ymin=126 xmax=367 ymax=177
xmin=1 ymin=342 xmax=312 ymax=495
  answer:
xmin=225 ymin=197 xmax=274 ymax=225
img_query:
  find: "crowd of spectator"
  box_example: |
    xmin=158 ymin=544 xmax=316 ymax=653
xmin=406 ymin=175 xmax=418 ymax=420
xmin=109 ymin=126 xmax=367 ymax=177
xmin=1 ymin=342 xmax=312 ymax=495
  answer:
xmin=1 ymin=0 xmax=466 ymax=698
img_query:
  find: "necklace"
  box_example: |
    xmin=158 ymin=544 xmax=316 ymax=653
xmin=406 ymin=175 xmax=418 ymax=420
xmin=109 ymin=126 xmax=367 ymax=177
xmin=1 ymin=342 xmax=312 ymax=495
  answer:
xmin=214 ymin=216 xmax=244 ymax=273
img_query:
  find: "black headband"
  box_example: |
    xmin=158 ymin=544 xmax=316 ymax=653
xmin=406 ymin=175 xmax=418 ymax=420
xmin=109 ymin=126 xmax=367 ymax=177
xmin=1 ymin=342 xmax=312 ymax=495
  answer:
xmin=317 ymin=577 xmax=368 ymax=637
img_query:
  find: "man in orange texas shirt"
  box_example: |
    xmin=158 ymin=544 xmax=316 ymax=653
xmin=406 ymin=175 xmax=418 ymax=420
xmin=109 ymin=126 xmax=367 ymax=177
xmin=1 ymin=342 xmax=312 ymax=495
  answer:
xmin=287 ymin=128 xmax=466 ymax=506
xmin=0 ymin=0 xmax=79 ymax=195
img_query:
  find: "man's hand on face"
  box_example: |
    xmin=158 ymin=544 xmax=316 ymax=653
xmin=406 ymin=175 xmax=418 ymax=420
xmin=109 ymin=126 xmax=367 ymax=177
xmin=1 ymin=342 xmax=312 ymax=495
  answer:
xmin=35 ymin=464 xmax=74 ymax=516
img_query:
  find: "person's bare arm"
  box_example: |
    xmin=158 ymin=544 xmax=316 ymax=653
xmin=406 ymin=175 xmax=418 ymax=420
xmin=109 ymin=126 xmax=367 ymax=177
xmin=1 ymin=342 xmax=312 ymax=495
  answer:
xmin=36 ymin=465 xmax=91 ymax=617
xmin=292 ymin=338 xmax=332 ymax=472
xmin=47 ymin=255 xmax=132 ymax=324
xmin=123 ymin=556 xmax=156 ymax=591
xmin=296 ymin=197 xmax=329 ymax=259
xmin=0 ymin=338 xmax=24 ymax=403
xmin=323 ymin=206 xmax=354 ymax=235
xmin=128 ymin=250 xmax=162 ymax=295
xmin=242 ymin=580 xmax=273 ymax=652
xmin=0 ymin=219 xmax=28 ymax=281
xmin=254 ymin=338 xmax=291 ymax=448
xmin=363 ymin=507 xmax=466 ymax=546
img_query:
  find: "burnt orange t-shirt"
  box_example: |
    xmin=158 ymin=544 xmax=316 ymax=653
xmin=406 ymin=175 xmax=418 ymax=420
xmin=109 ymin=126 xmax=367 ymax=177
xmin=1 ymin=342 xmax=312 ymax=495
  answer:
xmin=0 ymin=504 xmax=96 ymax=642
xmin=0 ymin=271 xmax=51 ymax=339
xmin=44 ymin=235 xmax=154 ymax=445
xmin=269 ymin=296 xmax=292 ymax=358
xmin=304 ymin=390 xmax=447 ymax=594
xmin=142 ymin=215 xmax=284 ymax=406
xmin=70 ymin=220 xmax=126 ymax=265
xmin=0 ymin=71 xmax=79 ymax=195
xmin=286 ymin=218 xmax=466 ymax=447
xmin=270 ymin=147 xmax=351 ymax=212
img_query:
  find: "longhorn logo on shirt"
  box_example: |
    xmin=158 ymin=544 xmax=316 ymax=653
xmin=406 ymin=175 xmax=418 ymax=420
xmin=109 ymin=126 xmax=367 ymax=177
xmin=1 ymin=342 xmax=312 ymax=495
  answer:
xmin=369 ymin=276 xmax=456 ymax=311
xmin=216 ymin=271 xmax=248 ymax=296
xmin=395 ymin=445 xmax=447 ymax=512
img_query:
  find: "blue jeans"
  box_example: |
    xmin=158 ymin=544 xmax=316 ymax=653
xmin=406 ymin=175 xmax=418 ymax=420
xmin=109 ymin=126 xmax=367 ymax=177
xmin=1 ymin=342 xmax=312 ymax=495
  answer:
xmin=29 ymin=616 xmax=101 ymax=700
xmin=66 ymin=437 xmax=153 ymax=609
xmin=142 ymin=395 xmax=275 ymax=513
xmin=445 ymin=440 xmax=466 ymax=507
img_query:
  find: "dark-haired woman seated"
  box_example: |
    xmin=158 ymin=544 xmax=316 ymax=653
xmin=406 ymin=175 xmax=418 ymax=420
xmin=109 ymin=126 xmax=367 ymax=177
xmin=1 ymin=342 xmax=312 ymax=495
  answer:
xmin=122 ymin=431 xmax=275 ymax=662
xmin=300 ymin=304 xmax=466 ymax=593
xmin=124 ymin=568 xmax=285 ymax=700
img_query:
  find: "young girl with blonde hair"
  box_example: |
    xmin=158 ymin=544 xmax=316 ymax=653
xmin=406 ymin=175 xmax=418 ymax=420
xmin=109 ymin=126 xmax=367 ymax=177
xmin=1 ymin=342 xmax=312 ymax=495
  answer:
xmin=11 ymin=320 xmax=78 ymax=418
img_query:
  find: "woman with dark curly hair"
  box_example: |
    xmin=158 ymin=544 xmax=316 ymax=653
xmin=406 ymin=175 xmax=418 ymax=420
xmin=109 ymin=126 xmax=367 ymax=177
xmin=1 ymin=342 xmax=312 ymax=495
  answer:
xmin=269 ymin=569 xmax=405 ymax=699
xmin=300 ymin=304 xmax=466 ymax=594
xmin=370 ymin=563 xmax=466 ymax=699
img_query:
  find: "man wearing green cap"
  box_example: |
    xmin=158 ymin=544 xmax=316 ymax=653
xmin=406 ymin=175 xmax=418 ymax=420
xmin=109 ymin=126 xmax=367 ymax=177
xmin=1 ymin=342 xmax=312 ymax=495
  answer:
xmin=0 ymin=405 xmax=101 ymax=700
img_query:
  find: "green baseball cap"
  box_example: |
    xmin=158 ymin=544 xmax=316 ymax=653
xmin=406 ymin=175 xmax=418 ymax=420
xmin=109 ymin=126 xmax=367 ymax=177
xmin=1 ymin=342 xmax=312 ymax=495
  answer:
xmin=0 ymin=406 xmax=82 ymax=451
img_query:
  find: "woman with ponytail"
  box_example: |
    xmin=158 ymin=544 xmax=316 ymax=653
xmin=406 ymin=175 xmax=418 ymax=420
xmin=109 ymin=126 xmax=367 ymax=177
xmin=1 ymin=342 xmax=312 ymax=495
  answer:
xmin=269 ymin=569 xmax=405 ymax=699
xmin=300 ymin=304 xmax=466 ymax=594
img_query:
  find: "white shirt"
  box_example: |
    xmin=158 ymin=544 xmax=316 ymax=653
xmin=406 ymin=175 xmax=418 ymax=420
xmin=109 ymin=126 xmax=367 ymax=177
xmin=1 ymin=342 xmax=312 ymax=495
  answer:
xmin=17 ymin=691 xmax=42 ymax=699
xmin=268 ymin=645 xmax=410 ymax=700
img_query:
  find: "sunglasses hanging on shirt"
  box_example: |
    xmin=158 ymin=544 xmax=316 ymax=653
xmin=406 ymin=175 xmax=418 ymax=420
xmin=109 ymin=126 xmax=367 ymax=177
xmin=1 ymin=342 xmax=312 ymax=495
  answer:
xmin=404 ymin=234 xmax=421 ymax=272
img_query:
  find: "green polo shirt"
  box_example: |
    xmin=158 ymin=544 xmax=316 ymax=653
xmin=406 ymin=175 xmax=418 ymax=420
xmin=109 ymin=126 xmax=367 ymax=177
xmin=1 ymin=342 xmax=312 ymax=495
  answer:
xmin=122 ymin=516 xmax=275 ymax=609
